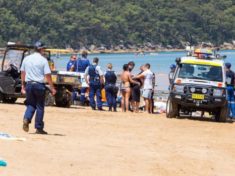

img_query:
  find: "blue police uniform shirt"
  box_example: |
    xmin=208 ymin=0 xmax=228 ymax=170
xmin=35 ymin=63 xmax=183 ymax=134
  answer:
xmin=226 ymin=70 xmax=235 ymax=86
xmin=76 ymin=57 xmax=90 ymax=73
xmin=20 ymin=52 xmax=51 ymax=83
xmin=67 ymin=60 xmax=76 ymax=71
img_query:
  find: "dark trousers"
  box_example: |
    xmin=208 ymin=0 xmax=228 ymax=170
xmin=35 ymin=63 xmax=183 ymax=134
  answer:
xmin=24 ymin=82 xmax=46 ymax=130
xmin=89 ymin=83 xmax=102 ymax=109
xmin=80 ymin=87 xmax=87 ymax=105
xmin=105 ymin=85 xmax=117 ymax=109
xmin=227 ymin=86 xmax=235 ymax=118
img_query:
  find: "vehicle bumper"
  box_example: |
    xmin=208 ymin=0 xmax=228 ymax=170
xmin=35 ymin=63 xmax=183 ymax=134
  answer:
xmin=170 ymin=92 xmax=227 ymax=109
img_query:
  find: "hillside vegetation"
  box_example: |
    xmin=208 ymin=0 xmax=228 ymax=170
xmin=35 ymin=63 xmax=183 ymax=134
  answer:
xmin=0 ymin=0 xmax=234 ymax=48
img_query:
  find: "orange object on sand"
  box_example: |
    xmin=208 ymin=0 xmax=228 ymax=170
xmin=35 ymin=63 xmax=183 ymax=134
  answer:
xmin=101 ymin=88 xmax=106 ymax=102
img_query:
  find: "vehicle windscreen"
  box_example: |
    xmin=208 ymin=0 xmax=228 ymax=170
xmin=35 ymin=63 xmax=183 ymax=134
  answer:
xmin=178 ymin=63 xmax=223 ymax=82
xmin=0 ymin=52 xmax=3 ymax=69
xmin=2 ymin=49 xmax=33 ymax=71
xmin=3 ymin=49 xmax=24 ymax=71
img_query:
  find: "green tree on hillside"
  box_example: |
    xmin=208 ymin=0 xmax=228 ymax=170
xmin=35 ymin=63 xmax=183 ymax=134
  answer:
xmin=0 ymin=0 xmax=234 ymax=48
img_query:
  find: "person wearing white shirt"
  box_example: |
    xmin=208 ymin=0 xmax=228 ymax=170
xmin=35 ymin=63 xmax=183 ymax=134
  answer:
xmin=84 ymin=57 xmax=104 ymax=110
xmin=134 ymin=63 xmax=154 ymax=113
xmin=21 ymin=41 xmax=56 ymax=134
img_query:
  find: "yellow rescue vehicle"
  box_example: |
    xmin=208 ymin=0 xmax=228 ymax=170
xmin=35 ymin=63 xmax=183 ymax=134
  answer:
xmin=166 ymin=48 xmax=228 ymax=122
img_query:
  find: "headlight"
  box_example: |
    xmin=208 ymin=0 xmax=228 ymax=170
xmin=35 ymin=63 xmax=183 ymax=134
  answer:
xmin=190 ymin=87 xmax=195 ymax=93
xmin=213 ymin=89 xmax=223 ymax=96
xmin=202 ymin=88 xmax=207 ymax=94
xmin=174 ymin=85 xmax=184 ymax=93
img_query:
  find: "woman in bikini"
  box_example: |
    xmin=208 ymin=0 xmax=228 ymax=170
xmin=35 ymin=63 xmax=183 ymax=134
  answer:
xmin=120 ymin=64 xmax=140 ymax=112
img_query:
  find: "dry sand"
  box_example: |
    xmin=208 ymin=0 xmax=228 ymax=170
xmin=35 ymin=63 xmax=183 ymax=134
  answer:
xmin=0 ymin=100 xmax=235 ymax=176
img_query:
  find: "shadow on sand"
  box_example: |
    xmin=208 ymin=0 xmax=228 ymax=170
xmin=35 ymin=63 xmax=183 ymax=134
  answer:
xmin=29 ymin=133 xmax=66 ymax=136
xmin=173 ymin=114 xmax=234 ymax=124
xmin=12 ymin=101 xmax=86 ymax=110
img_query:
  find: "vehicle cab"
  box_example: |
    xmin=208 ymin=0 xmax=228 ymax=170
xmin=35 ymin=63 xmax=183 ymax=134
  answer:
xmin=167 ymin=48 xmax=228 ymax=122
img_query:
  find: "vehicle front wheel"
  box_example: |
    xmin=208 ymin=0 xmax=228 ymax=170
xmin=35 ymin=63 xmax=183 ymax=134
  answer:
xmin=166 ymin=97 xmax=179 ymax=118
xmin=218 ymin=106 xmax=228 ymax=122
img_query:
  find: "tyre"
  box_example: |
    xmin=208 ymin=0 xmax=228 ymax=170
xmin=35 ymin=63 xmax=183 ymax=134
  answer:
xmin=218 ymin=106 xmax=228 ymax=122
xmin=2 ymin=97 xmax=17 ymax=104
xmin=0 ymin=92 xmax=3 ymax=102
xmin=45 ymin=90 xmax=54 ymax=106
xmin=166 ymin=97 xmax=179 ymax=118
xmin=55 ymin=91 xmax=71 ymax=108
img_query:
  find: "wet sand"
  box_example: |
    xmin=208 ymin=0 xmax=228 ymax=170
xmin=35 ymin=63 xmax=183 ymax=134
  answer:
xmin=0 ymin=100 xmax=235 ymax=176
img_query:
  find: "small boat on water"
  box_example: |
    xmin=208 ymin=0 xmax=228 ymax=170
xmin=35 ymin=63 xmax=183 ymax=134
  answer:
xmin=149 ymin=52 xmax=159 ymax=56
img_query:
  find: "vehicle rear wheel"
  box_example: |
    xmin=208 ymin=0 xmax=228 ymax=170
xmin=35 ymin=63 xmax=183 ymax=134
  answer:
xmin=55 ymin=91 xmax=72 ymax=108
xmin=166 ymin=97 xmax=179 ymax=118
xmin=2 ymin=97 xmax=17 ymax=104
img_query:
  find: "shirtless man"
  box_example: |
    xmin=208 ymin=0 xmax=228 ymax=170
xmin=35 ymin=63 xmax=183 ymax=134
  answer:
xmin=120 ymin=64 xmax=140 ymax=112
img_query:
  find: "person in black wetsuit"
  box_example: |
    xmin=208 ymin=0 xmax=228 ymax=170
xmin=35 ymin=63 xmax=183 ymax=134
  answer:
xmin=127 ymin=61 xmax=135 ymax=111
xmin=132 ymin=65 xmax=144 ymax=113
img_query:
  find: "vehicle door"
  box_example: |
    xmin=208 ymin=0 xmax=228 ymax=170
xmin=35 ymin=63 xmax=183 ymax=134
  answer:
xmin=0 ymin=49 xmax=25 ymax=94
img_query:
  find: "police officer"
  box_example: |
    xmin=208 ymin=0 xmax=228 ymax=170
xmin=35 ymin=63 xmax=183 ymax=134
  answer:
xmin=66 ymin=54 xmax=78 ymax=104
xmin=76 ymin=50 xmax=90 ymax=105
xmin=225 ymin=62 xmax=235 ymax=119
xmin=21 ymin=41 xmax=56 ymax=134
xmin=169 ymin=64 xmax=176 ymax=85
xmin=104 ymin=63 xmax=117 ymax=112
xmin=66 ymin=54 xmax=77 ymax=71
xmin=84 ymin=57 xmax=104 ymax=110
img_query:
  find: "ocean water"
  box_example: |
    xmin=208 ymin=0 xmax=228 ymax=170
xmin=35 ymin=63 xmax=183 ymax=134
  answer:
xmin=53 ymin=50 xmax=235 ymax=90
xmin=53 ymin=50 xmax=235 ymax=74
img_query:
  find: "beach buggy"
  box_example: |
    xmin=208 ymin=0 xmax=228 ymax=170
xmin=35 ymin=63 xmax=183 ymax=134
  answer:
xmin=0 ymin=43 xmax=81 ymax=107
xmin=166 ymin=48 xmax=228 ymax=122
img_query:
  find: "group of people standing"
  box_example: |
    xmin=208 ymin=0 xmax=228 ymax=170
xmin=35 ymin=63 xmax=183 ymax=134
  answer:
xmin=20 ymin=41 xmax=156 ymax=135
xmin=66 ymin=51 xmax=90 ymax=105
xmin=67 ymin=53 xmax=118 ymax=111
xmin=67 ymin=54 xmax=156 ymax=114
xmin=120 ymin=62 xmax=155 ymax=113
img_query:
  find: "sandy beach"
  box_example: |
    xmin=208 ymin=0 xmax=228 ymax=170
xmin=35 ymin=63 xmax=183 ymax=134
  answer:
xmin=0 ymin=100 xmax=235 ymax=176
